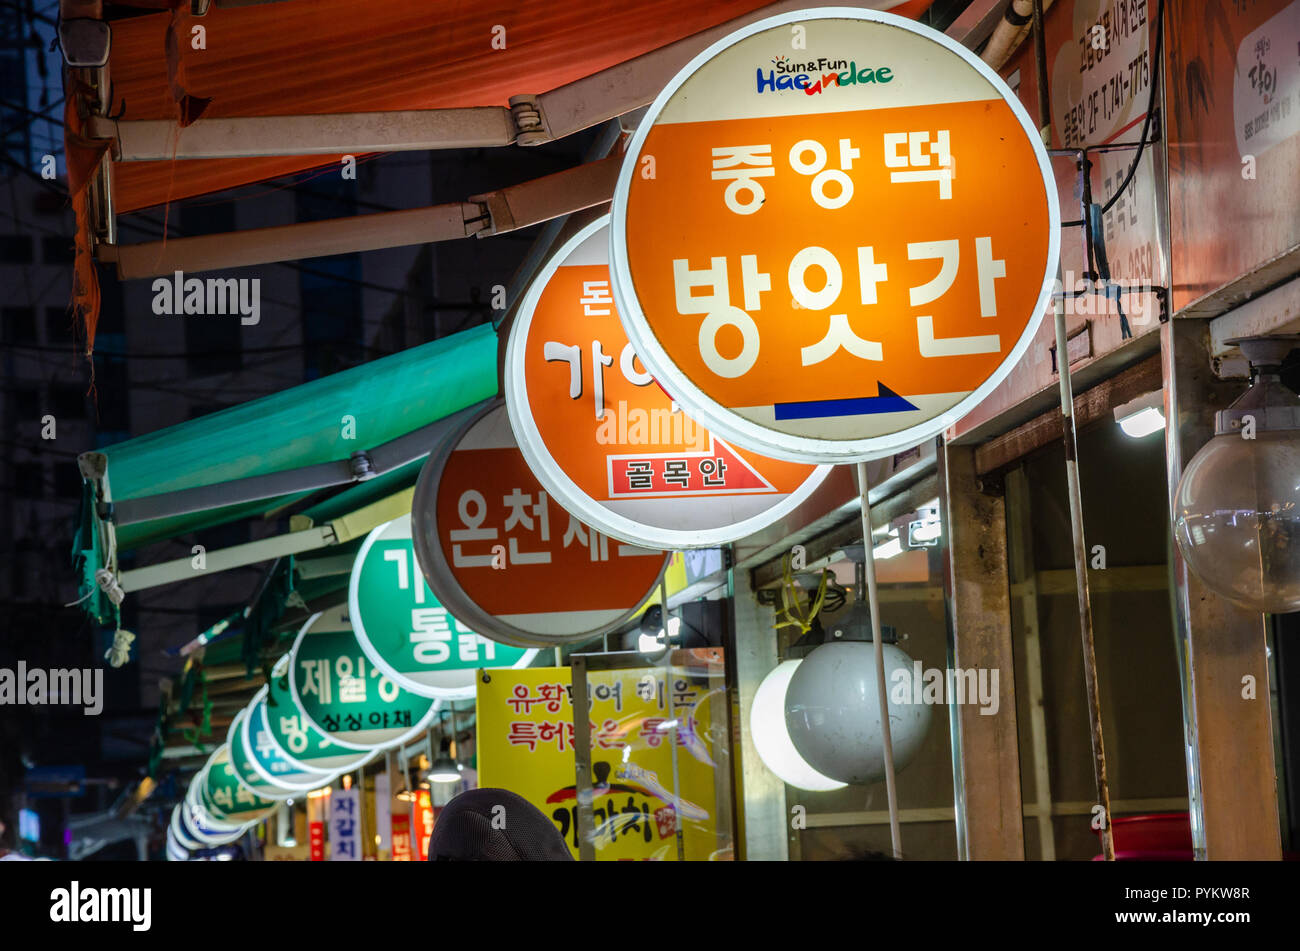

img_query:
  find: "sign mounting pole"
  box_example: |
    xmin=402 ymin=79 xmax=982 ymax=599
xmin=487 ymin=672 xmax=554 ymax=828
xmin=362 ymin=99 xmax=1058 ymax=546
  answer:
xmin=857 ymin=462 xmax=901 ymax=859
xmin=1032 ymin=0 xmax=1113 ymax=861
xmin=659 ymin=575 xmax=687 ymax=862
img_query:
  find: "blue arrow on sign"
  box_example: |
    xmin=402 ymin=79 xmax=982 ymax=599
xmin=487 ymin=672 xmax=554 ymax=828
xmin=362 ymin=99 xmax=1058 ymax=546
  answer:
xmin=774 ymin=383 xmax=919 ymax=420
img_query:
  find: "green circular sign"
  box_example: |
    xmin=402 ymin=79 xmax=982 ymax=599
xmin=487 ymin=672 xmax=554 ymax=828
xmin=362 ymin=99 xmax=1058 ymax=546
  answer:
xmin=176 ymin=794 xmax=244 ymax=847
xmin=349 ymin=513 xmax=538 ymax=700
xmin=264 ymin=622 xmax=374 ymax=772
xmin=187 ymin=767 xmax=243 ymax=832
xmin=227 ymin=706 xmax=307 ymax=799
xmin=241 ymin=694 xmax=336 ymax=793
xmin=202 ymin=745 xmax=277 ymax=822
xmin=289 ymin=605 xmax=438 ymax=750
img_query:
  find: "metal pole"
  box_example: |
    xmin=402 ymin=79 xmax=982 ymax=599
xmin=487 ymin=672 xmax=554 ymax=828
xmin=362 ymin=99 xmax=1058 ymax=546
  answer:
xmin=856 ymin=462 xmax=902 ymax=859
xmin=400 ymin=746 xmax=414 ymax=852
xmin=1033 ymin=0 xmax=1114 ymax=861
xmin=1054 ymin=297 xmax=1114 ymax=860
xmin=1030 ymin=0 xmax=1051 ymax=141
xmin=449 ymin=703 xmax=459 ymax=777
xmin=659 ymin=575 xmax=686 ymax=861
xmin=571 ymin=654 xmax=595 ymax=861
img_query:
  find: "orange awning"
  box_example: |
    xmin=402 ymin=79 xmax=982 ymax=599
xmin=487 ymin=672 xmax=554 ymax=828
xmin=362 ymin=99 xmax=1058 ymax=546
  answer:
xmin=67 ymin=0 xmax=933 ymax=349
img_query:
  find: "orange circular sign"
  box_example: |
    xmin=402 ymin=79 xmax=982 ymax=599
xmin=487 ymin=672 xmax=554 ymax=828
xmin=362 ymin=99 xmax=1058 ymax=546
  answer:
xmin=412 ymin=401 xmax=671 ymax=647
xmin=505 ymin=215 xmax=832 ymax=549
xmin=610 ymin=9 xmax=1060 ymax=463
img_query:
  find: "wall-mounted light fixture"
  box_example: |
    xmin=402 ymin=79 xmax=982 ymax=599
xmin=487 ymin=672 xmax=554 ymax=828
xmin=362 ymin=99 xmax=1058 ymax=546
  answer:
xmin=1174 ymin=335 xmax=1300 ymax=613
xmin=1114 ymin=390 xmax=1166 ymax=438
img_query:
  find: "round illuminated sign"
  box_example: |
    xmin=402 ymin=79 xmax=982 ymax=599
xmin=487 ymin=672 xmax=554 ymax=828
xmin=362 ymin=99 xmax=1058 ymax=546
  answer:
xmin=170 ymin=805 xmax=206 ymax=850
xmin=226 ymin=707 xmax=296 ymax=800
xmin=186 ymin=768 xmax=243 ymax=833
xmin=176 ymin=794 xmax=244 ymax=847
xmin=201 ymin=745 xmax=277 ymax=824
xmin=166 ymin=827 xmax=191 ymax=861
xmin=412 ymin=401 xmax=671 ymax=647
xmin=610 ymin=8 xmax=1059 ymax=463
xmin=505 ymin=214 xmax=833 ymax=549
xmin=288 ymin=605 xmax=439 ymax=750
xmin=239 ymin=694 xmax=336 ymax=792
xmin=350 ymin=513 xmax=539 ymax=699
xmin=261 ymin=642 xmax=371 ymax=773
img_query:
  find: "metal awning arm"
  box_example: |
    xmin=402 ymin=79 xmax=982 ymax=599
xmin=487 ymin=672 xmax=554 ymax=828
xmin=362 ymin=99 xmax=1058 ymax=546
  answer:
xmin=88 ymin=107 xmax=520 ymax=161
xmin=118 ymin=525 xmax=336 ymax=594
xmin=98 ymin=155 xmax=619 ymax=277
xmin=109 ymin=457 xmax=357 ymax=527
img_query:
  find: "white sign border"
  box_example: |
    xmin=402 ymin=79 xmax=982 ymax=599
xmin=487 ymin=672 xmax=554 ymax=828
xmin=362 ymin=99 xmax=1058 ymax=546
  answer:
xmin=225 ymin=706 xmax=298 ymax=800
xmin=237 ymin=699 xmax=336 ymax=794
xmin=197 ymin=746 xmax=277 ymax=825
xmin=506 ymin=214 xmax=835 ymax=548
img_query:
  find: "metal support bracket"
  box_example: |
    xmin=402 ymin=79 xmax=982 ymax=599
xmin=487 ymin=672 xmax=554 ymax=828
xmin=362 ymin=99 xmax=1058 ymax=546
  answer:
xmin=99 ymin=158 xmax=612 ymax=276
xmin=119 ymin=524 xmax=337 ymax=594
xmin=508 ymin=95 xmax=550 ymax=146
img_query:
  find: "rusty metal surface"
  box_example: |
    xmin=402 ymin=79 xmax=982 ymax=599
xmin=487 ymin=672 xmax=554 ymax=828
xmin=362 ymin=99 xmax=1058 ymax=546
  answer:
xmin=939 ymin=442 xmax=1026 ymax=859
xmin=1166 ymin=0 xmax=1300 ymax=317
xmin=1161 ymin=318 xmax=1282 ymax=859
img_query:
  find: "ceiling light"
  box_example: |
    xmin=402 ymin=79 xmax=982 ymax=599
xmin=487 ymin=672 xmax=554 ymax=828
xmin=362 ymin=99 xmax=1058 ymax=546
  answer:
xmin=425 ymin=709 xmax=462 ymax=784
xmin=426 ymin=742 xmax=462 ymax=784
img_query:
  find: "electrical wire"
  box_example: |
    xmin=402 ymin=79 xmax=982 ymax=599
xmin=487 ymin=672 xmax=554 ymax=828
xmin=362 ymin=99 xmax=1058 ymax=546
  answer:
xmin=820 ymin=576 xmax=848 ymax=614
xmin=1099 ymin=0 xmax=1165 ymax=216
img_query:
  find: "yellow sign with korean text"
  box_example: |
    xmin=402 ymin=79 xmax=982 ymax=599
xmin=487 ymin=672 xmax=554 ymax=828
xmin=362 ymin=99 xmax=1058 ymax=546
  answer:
xmin=477 ymin=664 xmax=730 ymax=860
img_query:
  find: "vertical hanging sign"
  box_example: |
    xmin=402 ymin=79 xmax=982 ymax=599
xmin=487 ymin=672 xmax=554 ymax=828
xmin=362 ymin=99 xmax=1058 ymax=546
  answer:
xmin=309 ymin=818 xmax=325 ymax=861
xmin=391 ymin=813 xmax=413 ymax=862
xmin=328 ymin=787 xmax=362 ymax=861
xmin=412 ymin=789 xmax=434 ymax=861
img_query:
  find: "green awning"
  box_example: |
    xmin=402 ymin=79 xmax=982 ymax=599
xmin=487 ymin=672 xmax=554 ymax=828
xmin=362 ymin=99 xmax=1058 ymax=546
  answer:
xmin=91 ymin=323 xmax=497 ymax=550
xmin=75 ymin=324 xmax=498 ymax=619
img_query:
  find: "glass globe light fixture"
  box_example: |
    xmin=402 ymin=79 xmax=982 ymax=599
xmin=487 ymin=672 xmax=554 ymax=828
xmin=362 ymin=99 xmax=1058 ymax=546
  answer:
xmin=1173 ymin=336 xmax=1300 ymax=614
xmin=783 ymin=594 xmax=932 ymax=786
xmin=751 ymin=660 xmax=847 ymax=792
